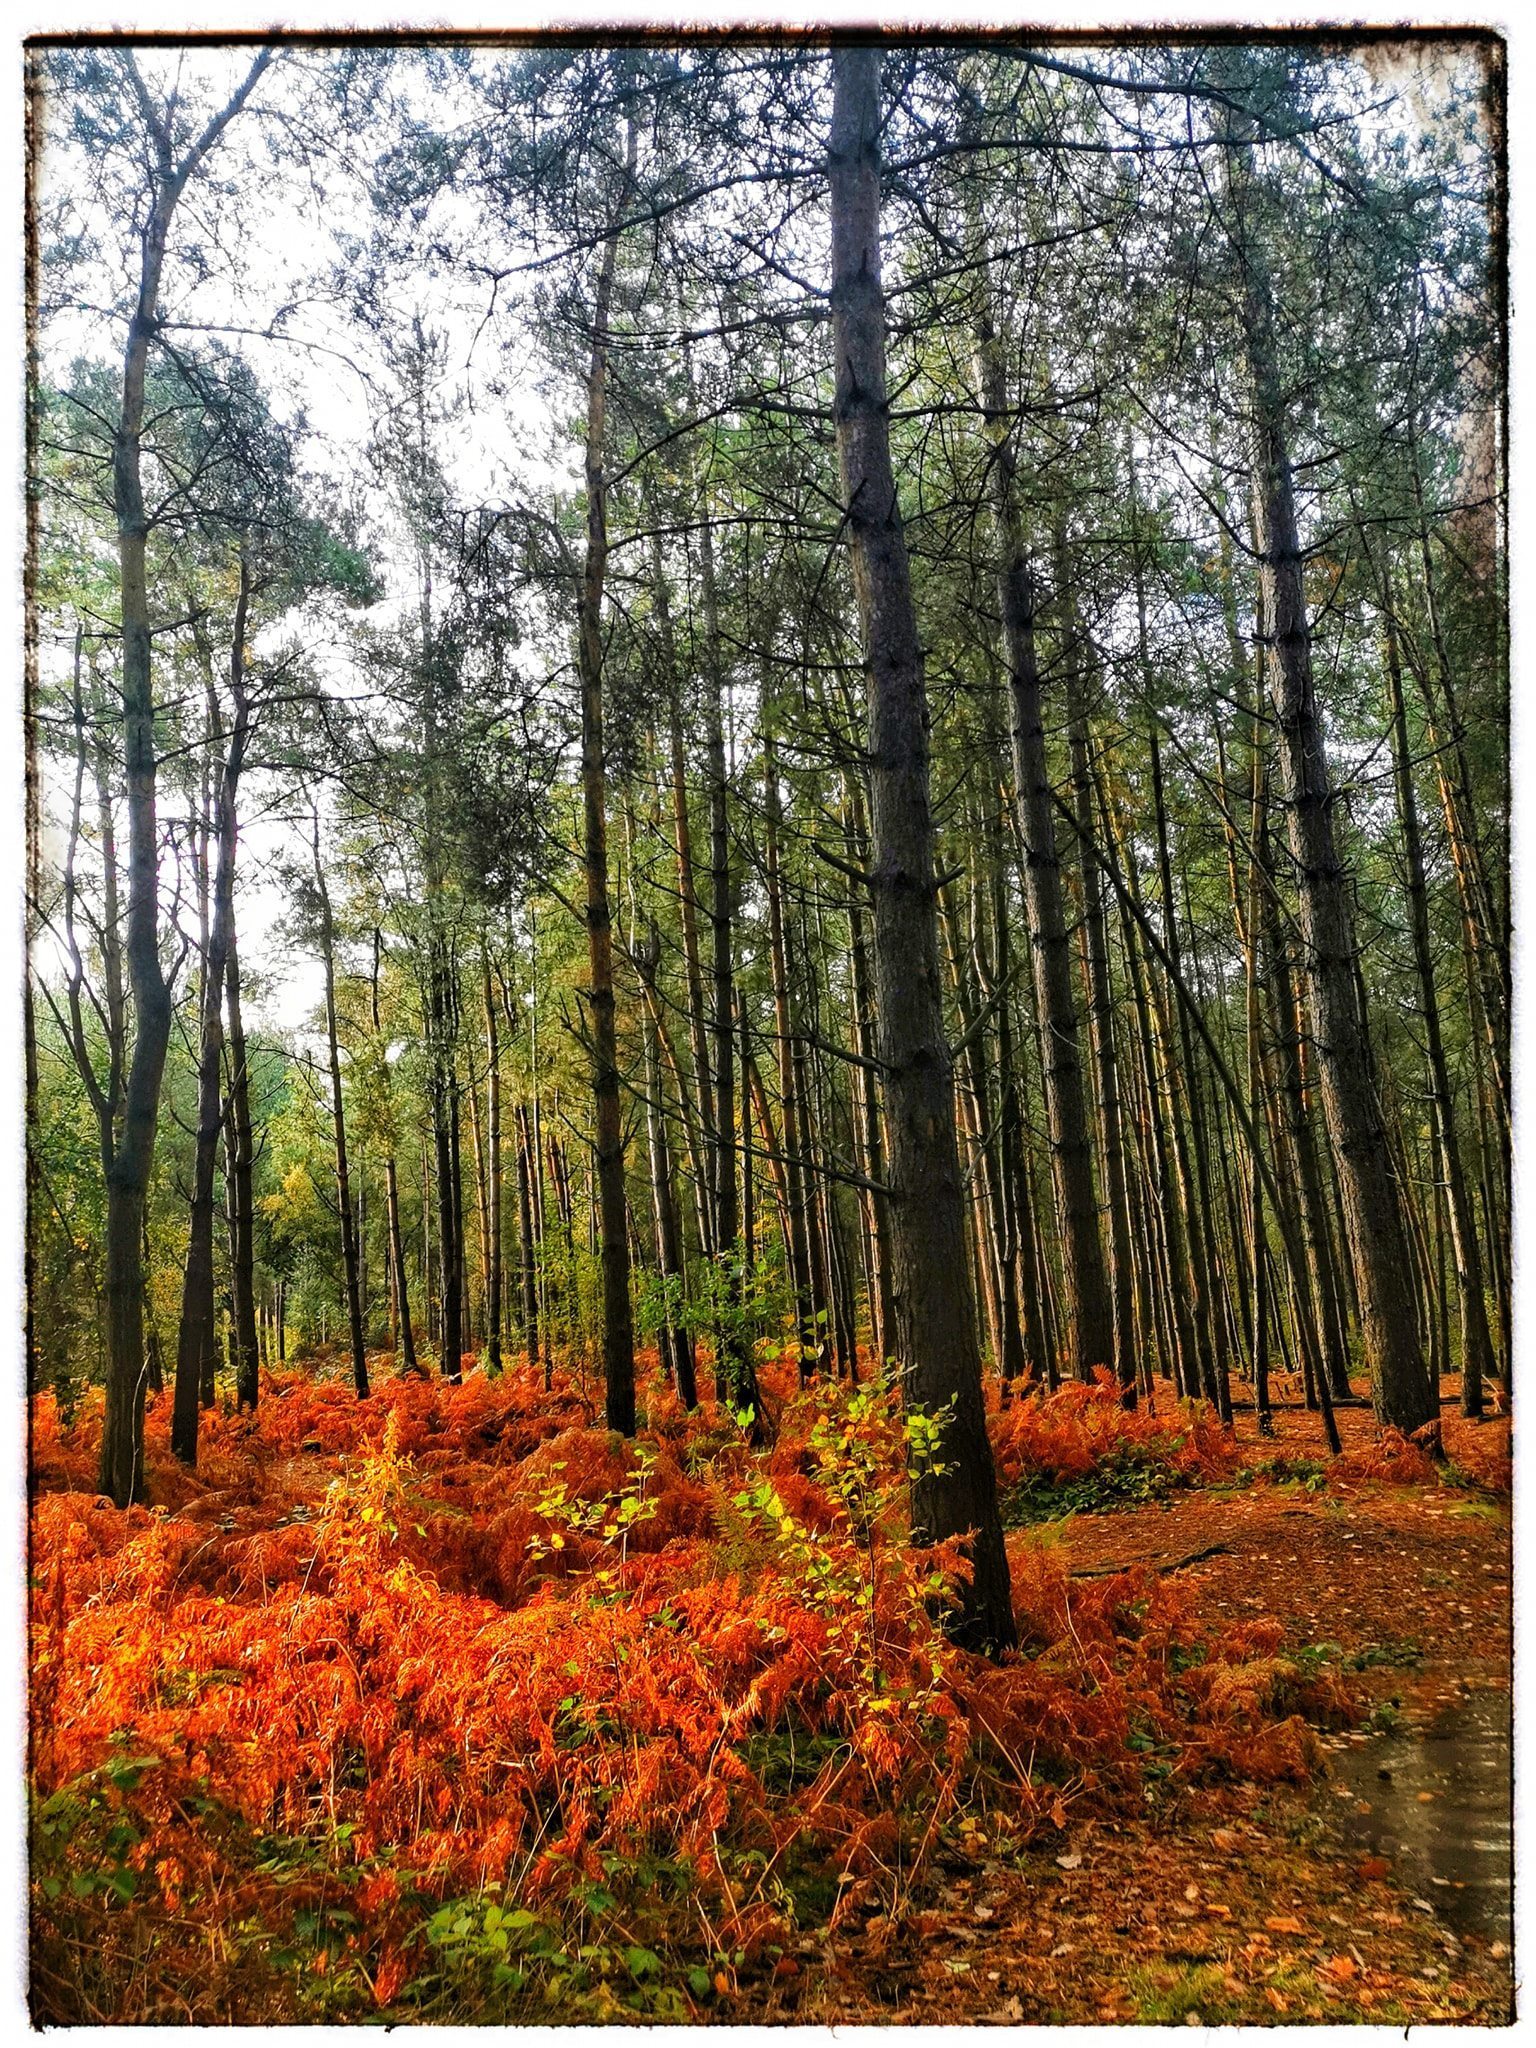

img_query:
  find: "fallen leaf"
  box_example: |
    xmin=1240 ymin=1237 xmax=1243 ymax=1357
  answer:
xmin=1265 ymin=1915 xmax=1304 ymax=1935
xmin=1265 ymin=1988 xmax=1289 ymax=2013
xmin=1056 ymin=1852 xmax=1082 ymax=1871
xmin=1357 ymin=1857 xmax=1390 ymax=1881
xmin=1324 ymin=1955 xmax=1358 ymax=1981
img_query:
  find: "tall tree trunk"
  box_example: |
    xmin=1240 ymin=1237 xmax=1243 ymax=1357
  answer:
xmin=483 ymin=955 xmax=503 ymax=1373
xmin=1226 ymin=131 xmax=1433 ymax=1434
xmin=225 ymin=922 xmax=259 ymax=1412
xmin=637 ymin=935 xmax=698 ymax=1407
xmin=1384 ymin=607 xmax=1494 ymax=1416
xmin=1064 ymin=651 xmax=1137 ymax=1401
xmin=699 ymin=516 xmax=758 ymax=1426
xmin=829 ymin=44 xmax=1014 ymax=1653
xmin=1146 ymin=723 xmax=1229 ymax=1420
xmin=975 ymin=321 xmax=1112 ymax=1378
xmin=577 ymin=125 xmax=636 ymax=1435
xmin=1079 ymin=757 xmax=1341 ymax=1452
xmin=98 ymin=49 xmax=270 ymax=1506
xmin=515 ymin=1100 xmax=541 ymax=1379
xmin=172 ymin=577 xmax=251 ymax=1463
xmin=843 ymin=785 xmax=896 ymax=1367
xmin=764 ymin=723 xmax=818 ymax=1378
xmin=373 ymin=928 xmax=419 ymax=1376
xmin=312 ymin=811 xmax=369 ymax=1400
xmin=428 ymin=951 xmax=463 ymax=1384
xmin=654 ymin=530 xmax=718 ymax=1260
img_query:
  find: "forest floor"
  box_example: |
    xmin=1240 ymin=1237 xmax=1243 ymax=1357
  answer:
xmin=791 ymin=1390 xmax=1514 ymax=2027
xmin=28 ymin=1360 xmax=1513 ymax=2027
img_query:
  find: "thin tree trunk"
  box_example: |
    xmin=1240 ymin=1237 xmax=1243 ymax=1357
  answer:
xmin=172 ymin=577 xmax=251 ymax=1463
xmin=764 ymin=723 xmax=818 ymax=1377
xmin=699 ymin=517 xmax=758 ymax=1426
xmin=843 ymin=785 xmax=896 ymax=1367
xmin=655 ymin=531 xmax=717 ymax=1260
xmin=226 ymin=922 xmax=259 ymax=1412
xmin=1384 ymin=606 xmax=1493 ymax=1416
xmin=515 ymin=1100 xmax=541 ymax=1378
xmin=312 ymin=811 xmax=368 ymax=1399
xmin=483 ymin=955 xmax=503 ymax=1373
xmin=372 ymin=928 xmax=419 ymax=1377
xmin=975 ymin=324 xmax=1112 ymax=1379
xmin=1065 ymin=665 xmax=1137 ymax=1401
xmin=637 ymin=935 xmax=698 ymax=1407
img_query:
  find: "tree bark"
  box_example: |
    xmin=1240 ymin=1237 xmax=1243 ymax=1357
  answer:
xmin=1384 ymin=606 xmax=1494 ymax=1416
xmin=172 ymin=573 xmax=251 ymax=1462
xmin=98 ymin=48 xmax=271 ymax=1506
xmin=829 ymin=44 xmax=1014 ymax=1654
xmin=975 ymin=316 xmax=1113 ymax=1379
xmin=312 ymin=811 xmax=369 ymax=1399
xmin=1225 ymin=124 xmax=1433 ymax=1434
xmin=577 ymin=124 xmax=637 ymax=1436
xmin=225 ymin=922 xmax=259 ymax=1412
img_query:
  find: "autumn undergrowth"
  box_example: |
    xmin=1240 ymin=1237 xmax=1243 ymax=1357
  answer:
xmin=32 ymin=1355 xmax=1349 ymax=2024
xmin=992 ymin=1370 xmax=1244 ymax=1521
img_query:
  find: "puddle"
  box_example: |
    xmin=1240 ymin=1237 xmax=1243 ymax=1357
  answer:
xmin=1318 ymin=1688 xmax=1511 ymax=1944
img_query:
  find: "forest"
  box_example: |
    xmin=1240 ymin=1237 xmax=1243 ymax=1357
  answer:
xmin=24 ymin=34 xmax=1512 ymax=2026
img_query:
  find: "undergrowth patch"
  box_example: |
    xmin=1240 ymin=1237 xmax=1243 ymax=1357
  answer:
xmin=31 ymin=1359 xmax=1349 ymax=2023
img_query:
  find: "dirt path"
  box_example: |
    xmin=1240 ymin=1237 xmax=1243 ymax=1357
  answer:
xmin=761 ymin=1398 xmax=1513 ymax=2026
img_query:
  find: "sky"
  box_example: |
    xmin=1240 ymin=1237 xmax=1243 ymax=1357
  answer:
xmin=28 ymin=41 xmax=585 ymax=1040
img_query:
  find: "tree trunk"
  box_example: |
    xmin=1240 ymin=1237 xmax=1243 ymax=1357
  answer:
xmin=483 ymin=955 xmax=503 ymax=1373
xmin=764 ymin=722 xmax=818 ymax=1378
xmin=975 ymin=320 xmax=1112 ymax=1379
xmin=1065 ymin=649 xmax=1137 ymax=1401
xmin=225 ymin=922 xmax=259 ymax=1412
xmin=577 ymin=125 xmax=636 ymax=1436
xmin=97 ymin=50 xmax=271 ymax=1504
xmin=842 ymin=785 xmax=896 ymax=1367
xmin=515 ymin=1100 xmax=541 ymax=1378
xmin=172 ymin=576 xmax=251 ymax=1463
xmin=1384 ymin=606 xmax=1494 ymax=1416
xmin=637 ymin=936 xmax=698 ymax=1407
xmin=699 ymin=518 xmax=758 ymax=1426
xmin=313 ymin=811 xmax=369 ymax=1399
xmin=655 ymin=530 xmax=718 ymax=1261
xmin=1226 ymin=126 xmax=1433 ymax=1434
xmin=829 ymin=44 xmax=1014 ymax=1654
